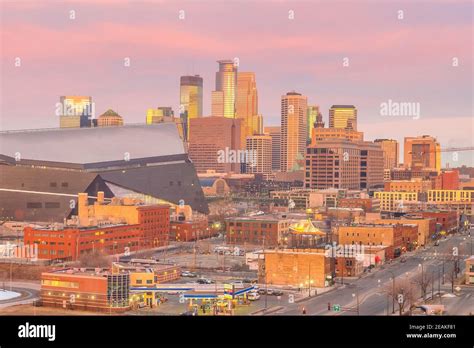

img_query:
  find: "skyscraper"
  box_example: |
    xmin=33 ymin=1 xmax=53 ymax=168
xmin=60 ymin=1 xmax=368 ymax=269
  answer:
xmin=374 ymin=139 xmax=399 ymax=170
xmin=211 ymin=91 xmax=224 ymax=118
xmin=58 ymin=96 xmax=94 ymax=128
xmin=329 ymin=105 xmax=357 ymax=131
xmin=307 ymin=105 xmax=320 ymax=143
xmin=280 ymin=92 xmax=308 ymax=172
xmin=404 ymin=135 xmax=441 ymax=172
xmin=213 ymin=60 xmax=237 ymax=118
xmin=245 ymin=135 xmax=272 ymax=176
xmin=264 ymin=126 xmax=281 ymax=172
xmin=180 ymin=75 xmax=203 ymax=141
xmin=236 ymin=72 xmax=261 ymax=147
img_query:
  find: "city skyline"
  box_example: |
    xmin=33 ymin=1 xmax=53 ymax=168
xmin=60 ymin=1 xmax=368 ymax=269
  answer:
xmin=1 ymin=1 xmax=472 ymax=166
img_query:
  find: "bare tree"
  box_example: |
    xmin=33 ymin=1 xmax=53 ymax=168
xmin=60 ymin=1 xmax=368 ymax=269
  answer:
xmin=385 ymin=278 xmax=416 ymax=315
xmin=446 ymin=263 xmax=457 ymax=293
xmin=412 ymin=270 xmax=433 ymax=301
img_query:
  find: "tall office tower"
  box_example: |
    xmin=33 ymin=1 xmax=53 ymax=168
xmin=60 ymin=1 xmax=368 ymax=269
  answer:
xmin=329 ymin=105 xmax=357 ymax=131
xmin=188 ymin=116 xmax=241 ymax=173
xmin=280 ymin=92 xmax=308 ymax=172
xmin=245 ymin=135 xmax=272 ymax=176
xmin=264 ymin=126 xmax=281 ymax=171
xmin=236 ymin=72 xmax=261 ymax=147
xmin=307 ymin=105 xmax=320 ymax=143
xmin=305 ymin=139 xmax=384 ymax=190
xmin=97 ymin=109 xmax=123 ymax=127
xmin=374 ymin=139 xmax=399 ymax=170
xmin=213 ymin=60 xmax=237 ymax=118
xmin=211 ymin=91 xmax=224 ymax=117
xmin=146 ymin=107 xmax=174 ymax=124
xmin=404 ymin=135 xmax=441 ymax=172
xmin=58 ymin=96 xmax=93 ymax=128
xmin=180 ymin=75 xmax=203 ymax=141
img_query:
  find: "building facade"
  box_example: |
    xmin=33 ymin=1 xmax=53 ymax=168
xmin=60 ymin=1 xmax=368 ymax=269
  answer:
xmin=225 ymin=216 xmax=290 ymax=247
xmin=374 ymin=139 xmax=399 ymax=170
xmin=245 ymin=135 xmax=272 ymax=176
xmin=188 ymin=116 xmax=242 ymax=173
xmin=213 ymin=60 xmax=237 ymax=118
xmin=404 ymin=135 xmax=441 ymax=172
xmin=264 ymin=126 xmax=281 ymax=171
xmin=180 ymin=75 xmax=203 ymax=141
xmin=280 ymin=92 xmax=307 ymax=172
xmin=329 ymin=105 xmax=357 ymax=131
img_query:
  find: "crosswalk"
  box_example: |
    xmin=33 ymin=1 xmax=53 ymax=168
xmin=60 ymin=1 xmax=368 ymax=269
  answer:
xmin=419 ymin=253 xmax=471 ymax=260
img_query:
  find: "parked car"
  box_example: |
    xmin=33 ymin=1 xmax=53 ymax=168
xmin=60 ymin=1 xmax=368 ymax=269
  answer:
xmin=272 ymin=289 xmax=283 ymax=296
xmin=434 ymin=240 xmax=440 ymax=246
xmin=181 ymin=271 xmax=197 ymax=278
xmin=230 ymin=280 xmax=244 ymax=286
xmin=247 ymin=291 xmax=260 ymax=301
xmin=266 ymin=289 xmax=274 ymax=295
xmin=400 ymin=257 xmax=407 ymax=263
xmin=197 ymin=278 xmax=210 ymax=284
xmin=257 ymin=288 xmax=266 ymax=295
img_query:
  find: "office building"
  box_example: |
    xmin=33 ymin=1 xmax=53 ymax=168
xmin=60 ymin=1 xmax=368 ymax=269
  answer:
xmin=188 ymin=116 xmax=242 ymax=173
xmin=281 ymin=92 xmax=307 ymax=172
xmin=245 ymin=135 xmax=272 ymax=176
xmin=307 ymin=105 xmax=320 ymax=143
xmin=374 ymin=139 xmax=399 ymax=170
xmin=305 ymin=139 xmax=384 ymax=190
xmin=264 ymin=126 xmax=281 ymax=171
xmin=58 ymin=96 xmax=94 ymax=128
xmin=180 ymin=75 xmax=203 ymax=140
xmin=236 ymin=72 xmax=261 ymax=147
xmin=404 ymin=135 xmax=441 ymax=172
xmin=329 ymin=105 xmax=357 ymax=131
xmin=213 ymin=60 xmax=237 ymax=118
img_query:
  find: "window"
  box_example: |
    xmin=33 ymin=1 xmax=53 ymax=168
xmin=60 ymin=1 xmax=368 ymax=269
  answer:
xmin=45 ymin=202 xmax=60 ymax=209
xmin=49 ymin=182 xmax=57 ymax=188
xmin=61 ymin=182 xmax=69 ymax=188
xmin=27 ymin=202 xmax=42 ymax=209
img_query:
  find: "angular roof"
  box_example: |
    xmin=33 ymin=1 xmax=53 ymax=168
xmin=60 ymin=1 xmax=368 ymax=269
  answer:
xmin=0 ymin=123 xmax=184 ymax=166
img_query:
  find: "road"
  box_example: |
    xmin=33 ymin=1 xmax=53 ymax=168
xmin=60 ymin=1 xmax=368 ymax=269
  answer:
xmin=273 ymin=231 xmax=473 ymax=316
xmin=0 ymin=281 xmax=40 ymax=310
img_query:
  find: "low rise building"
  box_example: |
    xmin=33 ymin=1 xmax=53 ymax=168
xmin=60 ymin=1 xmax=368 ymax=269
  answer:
xmin=374 ymin=191 xmax=419 ymax=212
xmin=261 ymin=249 xmax=331 ymax=288
xmin=337 ymin=223 xmax=418 ymax=259
xmin=225 ymin=216 xmax=290 ymax=247
xmin=40 ymin=268 xmax=130 ymax=313
xmin=170 ymin=217 xmax=210 ymax=242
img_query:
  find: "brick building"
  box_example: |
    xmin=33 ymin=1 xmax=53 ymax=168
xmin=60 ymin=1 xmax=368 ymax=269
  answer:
xmin=261 ymin=249 xmax=331 ymax=288
xmin=24 ymin=193 xmax=171 ymax=261
xmin=337 ymin=224 xmax=417 ymax=259
xmin=420 ymin=211 xmax=458 ymax=233
xmin=40 ymin=268 xmax=130 ymax=313
xmin=170 ymin=217 xmax=210 ymax=242
xmin=225 ymin=216 xmax=290 ymax=247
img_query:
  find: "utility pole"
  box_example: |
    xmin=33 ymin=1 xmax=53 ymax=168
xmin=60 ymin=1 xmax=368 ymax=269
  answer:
xmin=388 ymin=270 xmax=396 ymax=314
xmin=308 ymin=263 xmax=312 ymax=297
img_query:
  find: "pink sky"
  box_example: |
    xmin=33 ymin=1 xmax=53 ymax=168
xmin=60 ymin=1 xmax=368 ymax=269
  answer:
xmin=1 ymin=0 xmax=472 ymax=165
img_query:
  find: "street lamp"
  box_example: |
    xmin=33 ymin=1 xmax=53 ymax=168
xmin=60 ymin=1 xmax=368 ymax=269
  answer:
xmin=352 ymin=292 xmax=360 ymax=315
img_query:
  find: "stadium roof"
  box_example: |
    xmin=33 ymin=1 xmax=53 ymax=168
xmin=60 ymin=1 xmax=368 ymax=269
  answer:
xmin=0 ymin=123 xmax=185 ymax=166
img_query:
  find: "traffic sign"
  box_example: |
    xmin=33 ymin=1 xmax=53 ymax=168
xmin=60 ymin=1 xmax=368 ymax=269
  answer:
xmin=333 ymin=304 xmax=341 ymax=312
